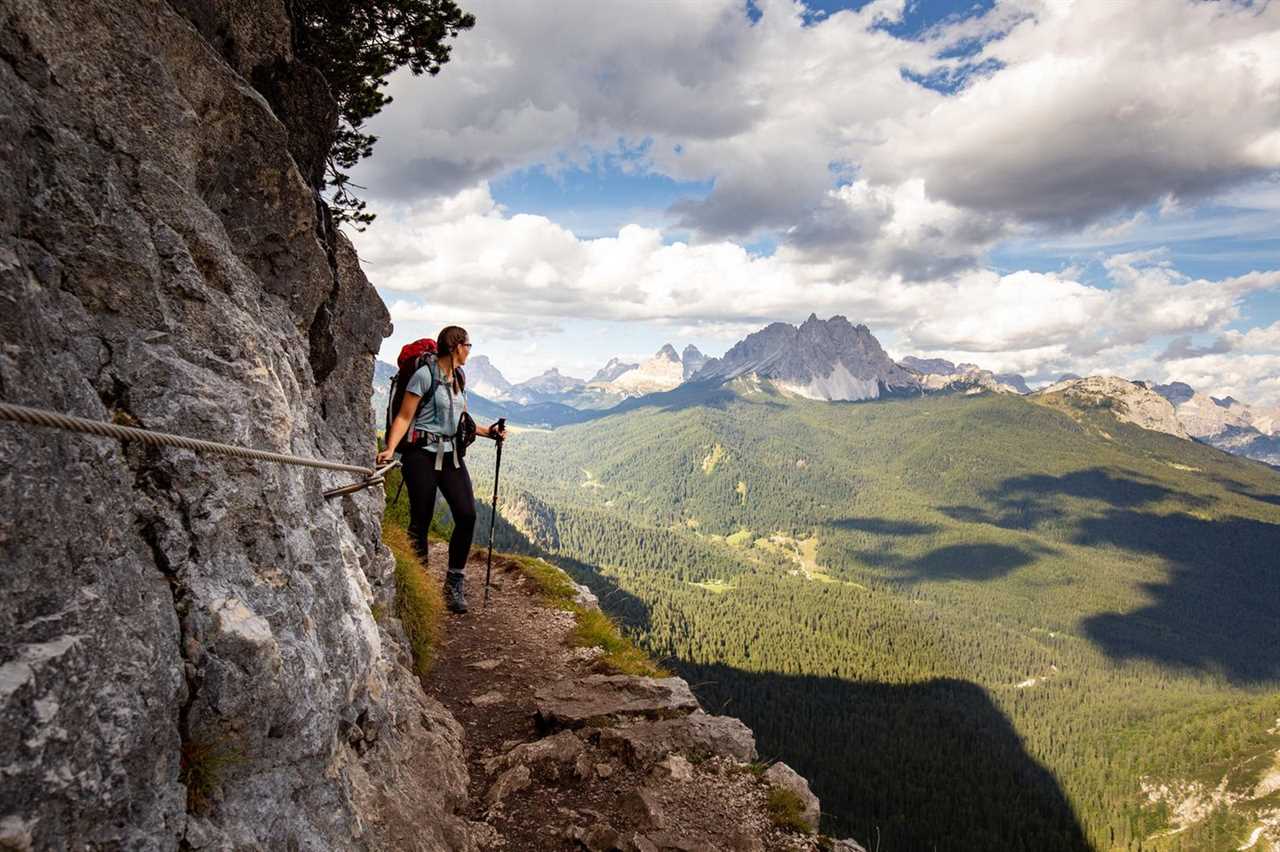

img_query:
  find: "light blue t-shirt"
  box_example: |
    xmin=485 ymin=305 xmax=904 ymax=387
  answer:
xmin=404 ymin=362 xmax=466 ymax=451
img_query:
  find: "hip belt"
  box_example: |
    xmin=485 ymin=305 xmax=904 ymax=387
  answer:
xmin=409 ymin=428 xmax=459 ymax=471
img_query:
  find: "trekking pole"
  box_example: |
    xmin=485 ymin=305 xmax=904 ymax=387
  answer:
xmin=483 ymin=418 xmax=506 ymax=610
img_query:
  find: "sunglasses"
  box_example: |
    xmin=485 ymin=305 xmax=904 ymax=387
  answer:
xmin=458 ymin=341 xmax=473 ymax=349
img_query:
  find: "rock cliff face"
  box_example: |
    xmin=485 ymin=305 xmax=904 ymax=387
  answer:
xmin=0 ymin=2 xmax=470 ymax=848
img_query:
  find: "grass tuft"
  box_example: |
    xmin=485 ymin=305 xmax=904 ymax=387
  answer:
xmin=180 ymin=735 xmax=245 ymax=814
xmin=767 ymin=786 xmax=814 ymax=834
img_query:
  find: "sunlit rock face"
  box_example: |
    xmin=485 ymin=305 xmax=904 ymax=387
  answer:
xmin=463 ymin=354 xmax=516 ymax=401
xmin=899 ymin=356 xmax=1030 ymax=395
xmin=597 ymin=344 xmax=686 ymax=395
xmin=693 ymin=314 xmax=918 ymax=401
xmin=1150 ymin=382 xmax=1280 ymax=465
xmin=1036 ymin=377 xmax=1191 ymax=439
xmin=0 ymin=1 xmax=472 ymax=848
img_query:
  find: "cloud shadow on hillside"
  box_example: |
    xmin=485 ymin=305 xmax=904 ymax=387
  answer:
xmin=827 ymin=516 xmax=938 ymax=536
xmin=938 ymin=466 xmax=1280 ymax=683
xmin=1075 ymin=509 xmax=1280 ymax=683
xmin=940 ymin=467 xmax=1206 ymax=530
xmin=675 ymin=662 xmax=1091 ymax=851
xmin=1205 ymin=473 xmax=1280 ymax=509
xmin=826 ymin=516 xmax=1044 ymax=583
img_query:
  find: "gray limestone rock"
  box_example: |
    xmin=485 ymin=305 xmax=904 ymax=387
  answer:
xmin=535 ymin=675 xmax=700 ymax=728
xmin=484 ymin=730 xmax=586 ymax=776
xmin=598 ymin=712 xmax=758 ymax=765
xmin=0 ymin=1 xmax=469 ymax=849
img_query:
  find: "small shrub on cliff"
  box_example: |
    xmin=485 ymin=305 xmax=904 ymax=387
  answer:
xmin=291 ymin=0 xmax=475 ymax=227
xmin=766 ymin=786 xmax=814 ymax=834
xmin=180 ymin=736 xmax=246 ymax=814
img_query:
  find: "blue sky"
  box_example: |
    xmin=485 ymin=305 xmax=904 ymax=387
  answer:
xmin=349 ymin=0 xmax=1280 ymax=403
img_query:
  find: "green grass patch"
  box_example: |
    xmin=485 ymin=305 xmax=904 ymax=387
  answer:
xmin=507 ymin=554 xmax=668 ymax=677
xmin=767 ymin=786 xmax=814 ymax=834
xmin=382 ymin=517 xmax=443 ymax=678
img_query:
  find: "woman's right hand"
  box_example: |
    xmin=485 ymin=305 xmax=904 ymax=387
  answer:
xmin=376 ymin=447 xmax=395 ymax=466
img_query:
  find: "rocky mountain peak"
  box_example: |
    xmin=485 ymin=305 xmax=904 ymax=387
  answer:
xmin=1035 ymin=376 xmax=1190 ymax=439
xmin=598 ymin=344 xmax=686 ymax=395
xmin=899 ymin=355 xmax=1028 ymax=396
xmin=692 ymin=315 xmax=916 ymax=401
xmin=465 ymin=354 xmax=515 ymax=400
xmin=682 ymin=344 xmax=709 ymax=380
xmin=1154 ymin=381 xmax=1196 ymax=405
xmin=590 ymin=356 xmax=640 ymax=384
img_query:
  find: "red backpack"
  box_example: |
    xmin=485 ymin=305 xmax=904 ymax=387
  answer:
xmin=384 ymin=338 xmax=439 ymax=453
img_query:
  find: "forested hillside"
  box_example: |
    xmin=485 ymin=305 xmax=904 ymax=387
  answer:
xmin=463 ymin=381 xmax=1280 ymax=851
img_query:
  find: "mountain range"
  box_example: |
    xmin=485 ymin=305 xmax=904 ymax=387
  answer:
xmin=373 ymin=316 xmax=1279 ymax=466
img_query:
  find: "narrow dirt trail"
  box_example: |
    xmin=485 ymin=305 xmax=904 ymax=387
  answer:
xmin=424 ymin=547 xmax=573 ymax=770
xmin=417 ymin=545 xmax=859 ymax=852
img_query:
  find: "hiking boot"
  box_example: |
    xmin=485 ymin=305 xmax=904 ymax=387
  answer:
xmin=444 ymin=571 xmax=468 ymax=614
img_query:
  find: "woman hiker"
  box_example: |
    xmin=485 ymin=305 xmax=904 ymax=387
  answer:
xmin=377 ymin=325 xmax=506 ymax=613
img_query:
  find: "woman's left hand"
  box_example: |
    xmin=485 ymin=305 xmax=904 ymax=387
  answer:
xmin=488 ymin=422 xmax=507 ymax=441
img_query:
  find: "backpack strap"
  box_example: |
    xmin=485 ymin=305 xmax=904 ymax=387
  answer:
xmin=400 ymin=356 xmax=441 ymax=451
xmin=437 ymin=373 xmax=456 ymax=471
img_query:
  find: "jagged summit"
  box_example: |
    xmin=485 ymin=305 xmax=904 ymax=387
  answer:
xmin=1152 ymin=379 xmax=1280 ymax=464
xmin=692 ymin=314 xmax=917 ymax=401
xmin=592 ymin=344 xmax=688 ymax=395
xmin=590 ymin=356 xmax=639 ymax=384
xmin=514 ymin=367 xmax=587 ymax=397
xmin=898 ymin=355 xmax=1029 ymax=396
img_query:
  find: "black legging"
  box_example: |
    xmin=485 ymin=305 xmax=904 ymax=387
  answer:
xmin=400 ymin=447 xmax=477 ymax=577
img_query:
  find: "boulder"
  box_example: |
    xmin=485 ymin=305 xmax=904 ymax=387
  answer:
xmin=571 ymin=822 xmax=623 ymax=852
xmin=621 ymin=788 xmax=666 ymax=830
xmin=652 ymin=754 xmax=693 ymax=783
xmin=598 ymin=712 xmax=758 ymax=764
xmin=536 ymin=675 xmax=699 ymax=728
